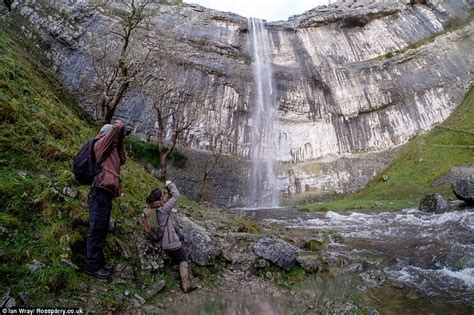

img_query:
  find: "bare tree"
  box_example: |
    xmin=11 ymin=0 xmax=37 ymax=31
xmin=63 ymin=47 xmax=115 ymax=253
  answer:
xmin=196 ymin=123 xmax=234 ymax=202
xmin=89 ymin=0 xmax=156 ymax=124
xmin=141 ymin=69 xmax=203 ymax=182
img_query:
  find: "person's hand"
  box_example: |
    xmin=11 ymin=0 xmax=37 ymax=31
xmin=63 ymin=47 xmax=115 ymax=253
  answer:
xmin=165 ymin=180 xmax=172 ymax=187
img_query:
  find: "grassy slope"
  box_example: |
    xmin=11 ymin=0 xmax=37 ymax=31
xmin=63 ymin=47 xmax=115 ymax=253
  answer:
xmin=0 ymin=21 xmax=176 ymax=308
xmin=301 ymin=86 xmax=474 ymax=211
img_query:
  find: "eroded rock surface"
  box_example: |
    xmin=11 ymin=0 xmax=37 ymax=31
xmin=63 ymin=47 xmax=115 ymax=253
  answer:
xmin=253 ymin=235 xmax=299 ymax=271
xmin=8 ymin=0 xmax=474 ymax=206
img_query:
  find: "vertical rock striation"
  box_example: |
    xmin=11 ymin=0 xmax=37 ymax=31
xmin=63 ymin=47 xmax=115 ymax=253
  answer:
xmin=9 ymin=0 xmax=474 ymax=206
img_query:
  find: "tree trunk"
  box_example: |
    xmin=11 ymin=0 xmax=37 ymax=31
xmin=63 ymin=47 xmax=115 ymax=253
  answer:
xmin=159 ymin=150 xmax=167 ymax=182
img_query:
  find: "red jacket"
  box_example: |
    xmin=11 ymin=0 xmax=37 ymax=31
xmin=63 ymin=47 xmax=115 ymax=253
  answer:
xmin=93 ymin=120 xmax=127 ymax=197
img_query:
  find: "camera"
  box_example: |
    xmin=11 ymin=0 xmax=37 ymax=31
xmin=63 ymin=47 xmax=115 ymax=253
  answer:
xmin=123 ymin=127 xmax=132 ymax=137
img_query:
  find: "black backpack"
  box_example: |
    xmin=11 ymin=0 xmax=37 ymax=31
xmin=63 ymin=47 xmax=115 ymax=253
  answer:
xmin=72 ymin=139 xmax=113 ymax=185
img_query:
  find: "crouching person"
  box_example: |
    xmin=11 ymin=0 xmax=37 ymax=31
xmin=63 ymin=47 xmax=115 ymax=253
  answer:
xmin=142 ymin=181 xmax=197 ymax=293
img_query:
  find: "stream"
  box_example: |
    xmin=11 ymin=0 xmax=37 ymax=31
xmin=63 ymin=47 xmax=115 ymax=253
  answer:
xmin=244 ymin=207 xmax=474 ymax=313
xmin=167 ymin=207 xmax=473 ymax=314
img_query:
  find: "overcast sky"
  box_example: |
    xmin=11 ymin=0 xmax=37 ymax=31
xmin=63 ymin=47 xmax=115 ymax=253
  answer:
xmin=186 ymin=0 xmax=331 ymax=21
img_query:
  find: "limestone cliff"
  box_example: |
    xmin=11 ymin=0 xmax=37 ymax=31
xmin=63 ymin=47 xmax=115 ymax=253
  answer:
xmin=8 ymin=0 xmax=473 ymax=206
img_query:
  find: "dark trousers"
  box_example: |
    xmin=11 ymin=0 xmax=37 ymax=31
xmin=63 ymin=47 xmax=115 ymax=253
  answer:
xmin=86 ymin=187 xmax=113 ymax=270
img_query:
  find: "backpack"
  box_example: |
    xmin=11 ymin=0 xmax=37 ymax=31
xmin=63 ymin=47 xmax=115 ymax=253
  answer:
xmin=140 ymin=207 xmax=169 ymax=243
xmin=72 ymin=139 xmax=113 ymax=185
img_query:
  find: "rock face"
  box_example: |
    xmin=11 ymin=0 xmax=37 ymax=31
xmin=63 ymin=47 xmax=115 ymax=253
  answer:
xmin=253 ymin=235 xmax=298 ymax=271
xmin=9 ymin=0 xmax=474 ymax=206
xmin=174 ymin=213 xmax=221 ymax=266
xmin=419 ymin=193 xmax=449 ymax=213
xmin=452 ymin=176 xmax=474 ymax=205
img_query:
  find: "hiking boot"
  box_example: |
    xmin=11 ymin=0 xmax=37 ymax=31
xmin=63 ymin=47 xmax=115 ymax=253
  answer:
xmin=103 ymin=264 xmax=114 ymax=273
xmin=181 ymin=281 xmax=198 ymax=293
xmin=85 ymin=267 xmax=112 ymax=280
xmin=179 ymin=262 xmax=198 ymax=293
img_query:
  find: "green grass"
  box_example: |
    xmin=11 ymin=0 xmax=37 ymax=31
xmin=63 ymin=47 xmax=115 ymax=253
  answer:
xmin=0 ymin=21 xmax=168 ymax=310
xmin=301 ymin=86 xmax=474 ymax=212
xmin=125 ymin=136 xmax=187 ymax=169
xmin=371 ymin=10 xmax=473 ymax=61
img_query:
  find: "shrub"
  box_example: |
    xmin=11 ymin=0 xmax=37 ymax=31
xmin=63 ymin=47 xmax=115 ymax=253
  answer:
xmin=237 ymin=218 xmax=262 ymax=234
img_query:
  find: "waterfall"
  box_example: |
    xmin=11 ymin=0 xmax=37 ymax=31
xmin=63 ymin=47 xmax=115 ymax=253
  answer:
xmin=248 ymin=18 xmax=279 ymax=208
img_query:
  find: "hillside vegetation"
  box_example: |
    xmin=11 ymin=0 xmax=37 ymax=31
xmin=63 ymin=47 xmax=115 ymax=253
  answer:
xmin=0 ymin=21 xmax=194 ymax=309
xmin=302 ymin=86 xmax=474 ymax=211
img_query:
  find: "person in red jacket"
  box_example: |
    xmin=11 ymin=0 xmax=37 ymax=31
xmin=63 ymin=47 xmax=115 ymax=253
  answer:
xmin=85 ymin=120 xmax=127 ymax=279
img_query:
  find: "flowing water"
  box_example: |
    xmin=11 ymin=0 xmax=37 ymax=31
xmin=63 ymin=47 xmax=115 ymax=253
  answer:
xmin=244 ymin=207 xmax=474 ymax=313
xmin=247 ymin=18 xmax=279 ymax=208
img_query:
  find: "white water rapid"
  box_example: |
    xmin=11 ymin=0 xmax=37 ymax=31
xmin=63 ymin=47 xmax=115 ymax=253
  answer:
xmin=245 ymin=207 xmax=474 ymax=309
xmin=247 ymin=18 xmax=279 ymax=208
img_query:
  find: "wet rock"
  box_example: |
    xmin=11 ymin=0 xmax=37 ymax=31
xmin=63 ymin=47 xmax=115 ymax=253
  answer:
xmin=452 ymin=176 xmax=474 ymax=205
xmin=175 ymin=214 xmax=221 ymax=266
xmin=360 ymin=270 xmax=386 ymax=287
xmin=253 ymin=235 xmax=298 ymax=271
xmin=349 ymin=263 xmax=364 ymax=272
xmin=146 ymin=280 xmax=166 ymax=299
xmin=28 ymin=259 xmax=44 ymax=273
xmin=329 ymin=233 xmax=344 ymax=244
xmin=448 ymin=199 xmax=469 ymax=211
xmin=418 ymin=193 xmax=449 ymax=213
xmin=297 ymin=253 xmax=328 ymax=272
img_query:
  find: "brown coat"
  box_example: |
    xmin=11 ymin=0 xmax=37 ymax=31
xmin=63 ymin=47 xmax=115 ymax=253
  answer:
xmin=151 ymin=183 xmax=182 ymax=251
xmin=93 ymin=120 xmax=127 ymax=197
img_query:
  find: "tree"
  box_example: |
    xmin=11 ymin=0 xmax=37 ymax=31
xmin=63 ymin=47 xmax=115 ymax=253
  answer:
xmin=141 ymin=68 xmax=203 ymax=182
xmin=196 ymin=121 xmax=234 ymax=202
xmin=89 ymin=0 xmax=155 ymax=124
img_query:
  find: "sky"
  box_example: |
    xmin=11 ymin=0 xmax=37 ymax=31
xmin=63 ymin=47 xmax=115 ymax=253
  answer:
xmin=186 ymin=0 xmax=331 ymax=22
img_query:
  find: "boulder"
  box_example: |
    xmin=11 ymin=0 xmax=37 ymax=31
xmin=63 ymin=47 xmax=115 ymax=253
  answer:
xmin=253 ymin=235 xmax=298 ymax=271
xmin=418 ymin=193 xmax=449 ymax=213
xmin=0 ymin=290 xmax=16 ymax=308
xmin=452 ymin=176 xmax=474 ymax=205
xmin=174 ymin=214 xmax=221 ymax=266
xmin=146 ymin=280 xmax=166 ymax=299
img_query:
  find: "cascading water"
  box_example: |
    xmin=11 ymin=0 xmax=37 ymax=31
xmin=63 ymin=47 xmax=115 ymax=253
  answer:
xmin=247 ymin=18 xmax=279 ymax=208
xmin=245 ymin=207 xmax=474 ymax=312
